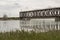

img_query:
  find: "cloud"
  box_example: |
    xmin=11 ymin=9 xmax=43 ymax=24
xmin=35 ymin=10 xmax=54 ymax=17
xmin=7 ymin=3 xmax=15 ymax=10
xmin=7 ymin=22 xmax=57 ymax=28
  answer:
xmin=0 ymin=1 xmax=7 ymax=6
xmin=0 ymin=0 xmax=21 ymax=9
xmin=0 ymin=0 xmax=21 ymax=17
xmin=20 ymin=0 xmax=60 ymax=9
xmin=0 ymin=0 xmax=60 ymax=17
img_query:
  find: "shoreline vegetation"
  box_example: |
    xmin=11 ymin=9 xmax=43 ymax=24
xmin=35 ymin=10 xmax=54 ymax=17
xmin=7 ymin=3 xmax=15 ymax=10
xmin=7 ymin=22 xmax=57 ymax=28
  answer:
xmin=0 ymin=14 xmax=20 ymax=20
xmin=0 ymin=30 xmax=60 ymax=40
xmin=0 ymin=17 xmax=20 ymax=20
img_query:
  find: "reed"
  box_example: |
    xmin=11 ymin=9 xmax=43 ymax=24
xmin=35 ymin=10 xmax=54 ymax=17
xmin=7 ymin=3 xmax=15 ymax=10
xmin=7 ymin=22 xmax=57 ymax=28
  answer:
xmin=0 ymin=30 xmax=60 ymax=40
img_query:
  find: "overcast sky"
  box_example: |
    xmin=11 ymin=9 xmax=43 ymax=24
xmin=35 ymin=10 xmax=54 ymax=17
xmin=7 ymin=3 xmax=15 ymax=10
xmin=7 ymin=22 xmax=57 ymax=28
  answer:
xmin=0 ymin=0 xmax=60 ymax=17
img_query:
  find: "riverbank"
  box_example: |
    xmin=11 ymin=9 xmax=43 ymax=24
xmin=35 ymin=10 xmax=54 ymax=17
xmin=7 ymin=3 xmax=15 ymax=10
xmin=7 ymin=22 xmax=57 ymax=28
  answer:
xmin=0 ymin=30 xmax=60 ymax=40
xmin=0 ymin=17 xmax=19 ymax=20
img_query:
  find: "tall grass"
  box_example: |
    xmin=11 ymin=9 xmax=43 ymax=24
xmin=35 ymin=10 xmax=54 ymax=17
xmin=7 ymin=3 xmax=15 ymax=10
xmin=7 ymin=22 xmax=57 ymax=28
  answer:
xmin=0 ymin=30 xmax=60 ymax=40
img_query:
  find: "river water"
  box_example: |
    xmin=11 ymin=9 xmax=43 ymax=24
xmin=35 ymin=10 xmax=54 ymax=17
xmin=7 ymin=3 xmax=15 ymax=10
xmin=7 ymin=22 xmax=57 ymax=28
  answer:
xmin=0 ymin=19 xmax=59 ymax=32
xmin=0 ymin=20 xmax=20 ymax=32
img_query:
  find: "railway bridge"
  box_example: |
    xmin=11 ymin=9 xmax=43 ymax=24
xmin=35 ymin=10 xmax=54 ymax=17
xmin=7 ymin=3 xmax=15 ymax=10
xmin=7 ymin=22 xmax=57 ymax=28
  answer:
xmin=20 ymin=7 xmax=60 ymax=32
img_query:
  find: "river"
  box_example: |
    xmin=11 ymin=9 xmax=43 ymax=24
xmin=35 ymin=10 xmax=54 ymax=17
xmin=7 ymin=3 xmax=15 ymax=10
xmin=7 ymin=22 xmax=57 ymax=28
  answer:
xmin=0 ymin=20 xmax=20 ymax=32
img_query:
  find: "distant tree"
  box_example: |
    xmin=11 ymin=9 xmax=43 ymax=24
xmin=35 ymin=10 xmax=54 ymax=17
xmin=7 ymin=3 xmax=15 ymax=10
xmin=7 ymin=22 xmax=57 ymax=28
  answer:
xmin=3 ymin=14 xmax=8 ymax=20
